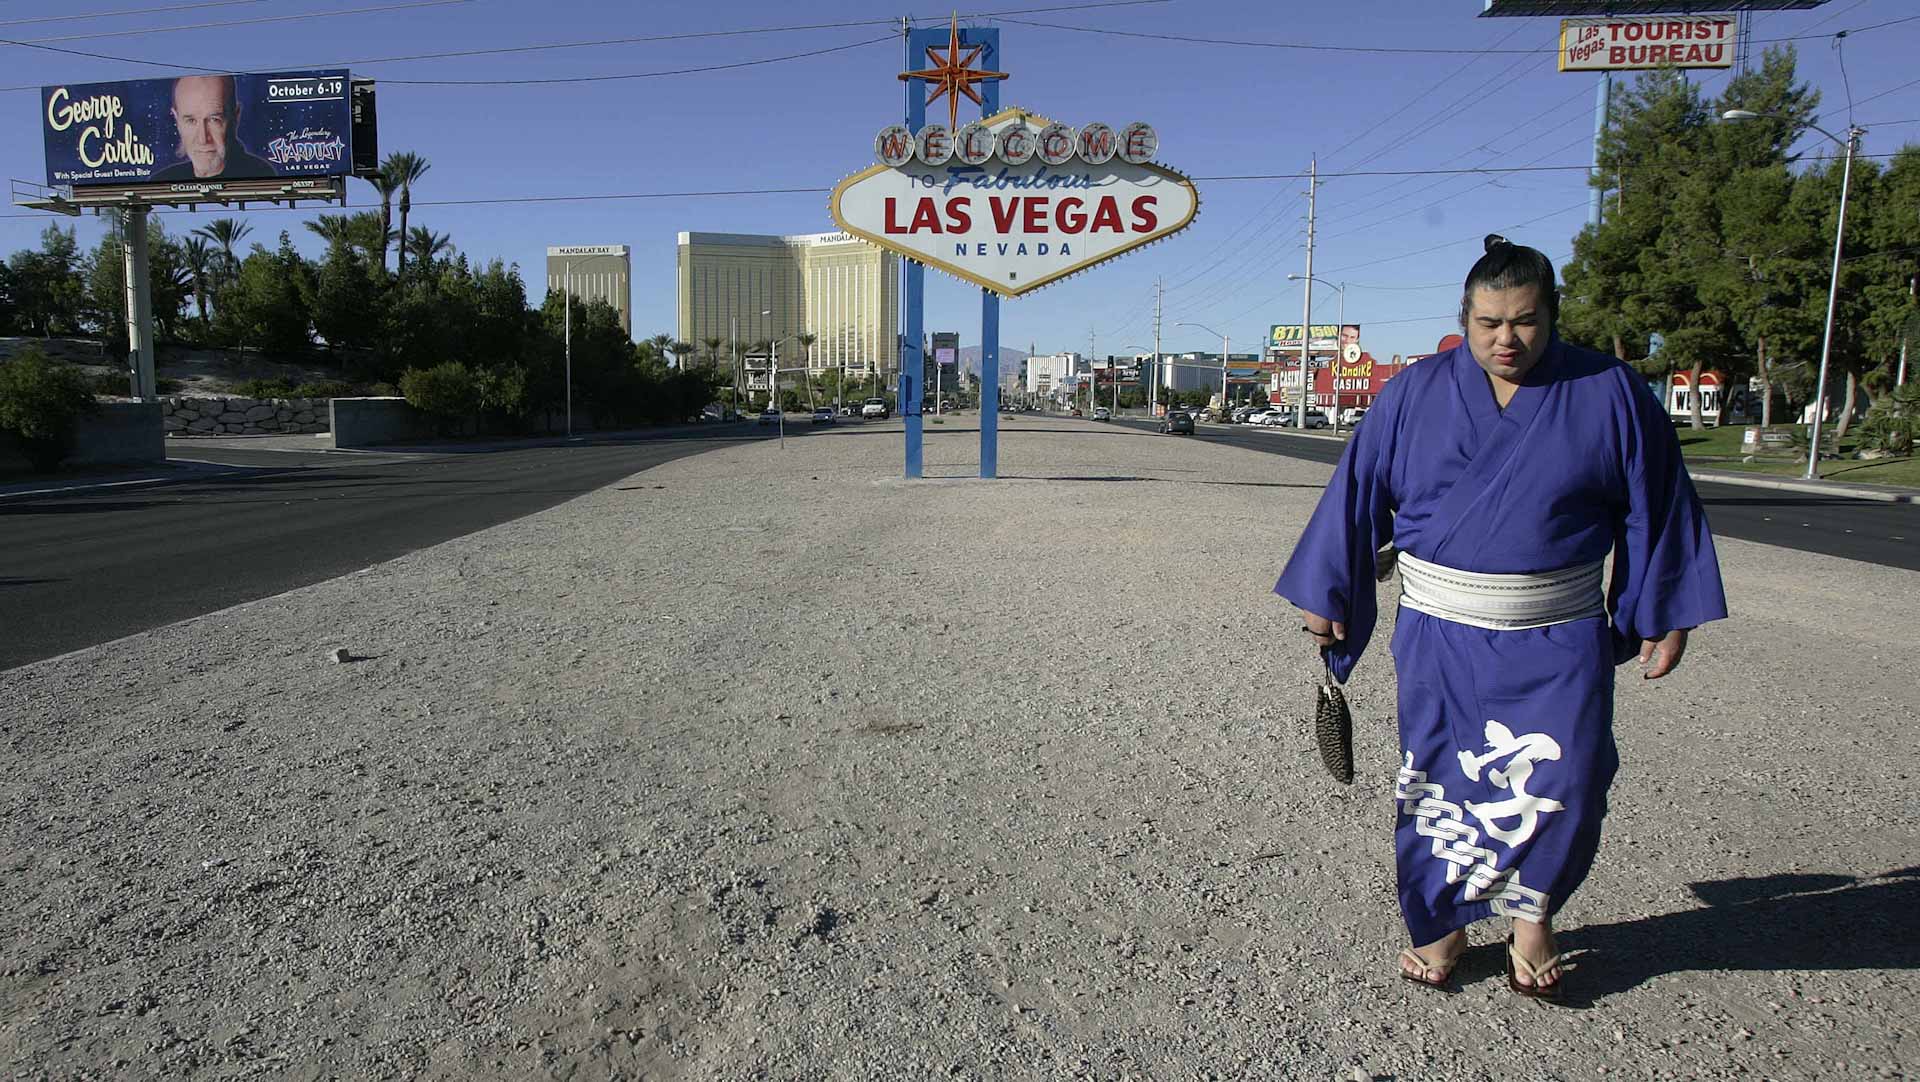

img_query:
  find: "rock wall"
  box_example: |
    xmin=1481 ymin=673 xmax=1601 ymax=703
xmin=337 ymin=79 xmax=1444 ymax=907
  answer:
xmin=162 ymin=396 xmax=330 ymax=436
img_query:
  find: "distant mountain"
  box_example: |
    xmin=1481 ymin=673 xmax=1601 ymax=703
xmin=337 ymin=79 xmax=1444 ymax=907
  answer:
xmin=956 ymin=344 xmax=1030 ymax=382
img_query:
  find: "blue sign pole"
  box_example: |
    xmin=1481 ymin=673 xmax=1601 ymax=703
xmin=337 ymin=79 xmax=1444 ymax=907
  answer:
xmin=977 ymin=30 xmax=1002 ymax=479
xmin=900 ymin=32 xmax=926 ymax=479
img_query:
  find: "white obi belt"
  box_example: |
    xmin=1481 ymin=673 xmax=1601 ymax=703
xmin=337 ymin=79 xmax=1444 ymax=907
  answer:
xmin=1395 ymin=550 xmax=1605 ymax=631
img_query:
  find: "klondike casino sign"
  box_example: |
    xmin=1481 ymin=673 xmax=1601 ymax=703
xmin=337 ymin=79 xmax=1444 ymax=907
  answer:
xmin=830 ymin=110 xmax=1198 ymax=296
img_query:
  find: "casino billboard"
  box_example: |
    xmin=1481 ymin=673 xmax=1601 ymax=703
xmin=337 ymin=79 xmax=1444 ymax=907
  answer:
xmin=42 ymin=70 xmax=361 ymax=188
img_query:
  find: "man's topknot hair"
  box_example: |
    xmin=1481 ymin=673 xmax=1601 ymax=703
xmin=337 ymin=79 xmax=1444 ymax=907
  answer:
xmin=1461 ymin=234 xmax=1559 ymax=327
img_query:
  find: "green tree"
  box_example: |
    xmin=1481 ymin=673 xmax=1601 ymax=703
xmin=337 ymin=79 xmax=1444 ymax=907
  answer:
xmin=310 ymin=240 xmax=384 ymax=352
xmin=214 ymin=233 xmax=313 ymax=355
xmin=8 ymin=225 xmax=86 ymax=338
xmin=0 ymin=345 xmax=99 ymax=471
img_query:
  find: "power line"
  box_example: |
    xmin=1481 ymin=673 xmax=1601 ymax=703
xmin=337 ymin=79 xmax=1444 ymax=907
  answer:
xmin=997 ymin=12 xmax=1920 ymax=56
xmin=380 ymin=34 xmax=896 ymax=86
xmin=15 ymin=0 xmax=472 ymax=45
xmin=0 ymin=0 xmax=270 ymax=30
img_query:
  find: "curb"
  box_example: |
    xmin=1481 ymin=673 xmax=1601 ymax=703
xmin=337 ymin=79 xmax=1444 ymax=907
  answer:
xmin=1688 ymin=468 xmax=1920 ymax=505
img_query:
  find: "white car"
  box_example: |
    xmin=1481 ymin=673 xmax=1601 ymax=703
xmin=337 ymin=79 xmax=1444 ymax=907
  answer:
xmin=1251 ymin=410 xmax=1287 ymax=426
xmin=861 ymin=397 xmax=890 ymax=419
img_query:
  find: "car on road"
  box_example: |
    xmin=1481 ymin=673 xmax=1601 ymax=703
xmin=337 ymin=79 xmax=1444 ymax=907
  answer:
xmin=1160 ymin=410 xmax=1194 ymax=435
xmin=1092 ymin=406 xmax=1112 ymax=422
xmin=1251 ymin=410 xmax=1288 ymax=426
xmin=757 ymin=408 xmax=782 ymax=426
xmin=1341 ymin=406 xmax=1368 ymax=426
xmin=861 ymin=397 xmax=890 ymax=419
xmin=1231 ymin=406 xmax=1259 ymax=423
xmin=811 ymin=407 xmax=835 ymax=424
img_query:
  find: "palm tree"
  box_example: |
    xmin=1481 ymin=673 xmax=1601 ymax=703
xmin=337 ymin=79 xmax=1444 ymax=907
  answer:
xmin=405 ymin=226 xmax=452 ymax=268
xmin=383 ymin=152 xmax=431 ymax=276
xmin=669 ymin=340 xmax=694 ymax=372
xmin=343 ymin=212 xmax=395 ymax=264
xmin=181 ymin=236 xmax=213 ymax=327
xmin=699 ymin=335 xmax=724 ymax=370
xmin=304 ymin=214 xmax=354 ymax=248
xmin=648 ymin=333 xmax=677 ymax=366
xmin=193 ymin=218 xmax=251 ymax=280
xmin=364 ymin=169 xmax=399 ymax=270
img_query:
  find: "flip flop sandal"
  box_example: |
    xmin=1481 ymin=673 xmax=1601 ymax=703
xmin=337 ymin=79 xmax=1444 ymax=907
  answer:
xmin=1398 ymin=947 xmax=1460 ymax=994
xmin=1505 ymin=934 xmax=1565 ymax=1001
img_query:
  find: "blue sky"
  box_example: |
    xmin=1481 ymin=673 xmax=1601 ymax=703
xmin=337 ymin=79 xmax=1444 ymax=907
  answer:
xmin=2 ymin=0 xmax=1914 ymax=364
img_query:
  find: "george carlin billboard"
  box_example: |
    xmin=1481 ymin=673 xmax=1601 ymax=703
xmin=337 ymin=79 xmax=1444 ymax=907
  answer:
xmin=43 ymin=70 xmax=354 ymax=187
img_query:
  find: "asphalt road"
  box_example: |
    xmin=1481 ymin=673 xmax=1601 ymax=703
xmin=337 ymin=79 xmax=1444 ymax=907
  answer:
xmin=0 ymin=423 xmax=831 ymax=672
xmin=1115 ymin=415 xmax=1920 ymax=572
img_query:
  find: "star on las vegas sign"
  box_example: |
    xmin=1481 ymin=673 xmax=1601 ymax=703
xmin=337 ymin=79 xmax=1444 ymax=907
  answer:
xmin=898 ymin=14 xmax=1010 ymax=131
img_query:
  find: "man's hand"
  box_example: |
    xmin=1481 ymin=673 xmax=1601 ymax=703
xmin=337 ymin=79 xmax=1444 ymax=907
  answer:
xmin=1638 ymin=627 xmax=1690 ymax=680
xmin=1301 ymin=610 xmax=1346 ymax=650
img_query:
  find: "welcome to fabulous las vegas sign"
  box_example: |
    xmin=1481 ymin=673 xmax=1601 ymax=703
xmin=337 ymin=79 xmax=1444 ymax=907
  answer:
xmin=830 ymin=108 xmax=1199 ymax=298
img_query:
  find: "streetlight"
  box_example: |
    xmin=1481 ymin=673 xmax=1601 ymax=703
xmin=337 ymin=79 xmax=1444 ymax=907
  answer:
xmin=559 ymin=251 xmax=626 ymax=439
xmin=761 ymin=308 xmax=788 ymax=448
xmin=1721 ymin=109 xmax=1866 ymax=480
xmin=1289 ymin=274 xmax=1349 ymax=433
xmin=1175 ymin=321 xmax=1229 ymax=421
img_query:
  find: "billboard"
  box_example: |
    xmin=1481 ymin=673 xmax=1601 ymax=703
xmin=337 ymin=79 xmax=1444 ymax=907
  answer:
xmin=43 ymin=70 xmax=356 ymax=188
xmin=1269 ymin=323 xmax=1361 ymax=355
xmin=1558 ymin=16 xmax=1735 ymax=72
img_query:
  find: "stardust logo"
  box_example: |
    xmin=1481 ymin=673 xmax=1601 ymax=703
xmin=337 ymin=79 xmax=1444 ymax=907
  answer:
xmin=834 ymin=108 xmax=1196 ymax=297
xmin=266 ymin=127 xmax=346 ymax=167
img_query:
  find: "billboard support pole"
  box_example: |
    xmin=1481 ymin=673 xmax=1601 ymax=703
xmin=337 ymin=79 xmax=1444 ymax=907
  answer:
xmin=121 ymin=207 xmax=155 ymax=401
xmin=901 ymin=24 xmax=925 ymax=480
xmin=978 ymin=28 xmax=1001 ymax=479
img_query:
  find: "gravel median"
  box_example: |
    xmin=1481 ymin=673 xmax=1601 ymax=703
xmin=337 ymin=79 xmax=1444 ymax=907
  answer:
xmin=4 ymin=416 xmax=1915 ymax=1080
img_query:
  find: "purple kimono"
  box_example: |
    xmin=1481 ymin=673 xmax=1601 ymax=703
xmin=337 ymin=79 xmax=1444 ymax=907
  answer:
xmin=1275 ymin=336 xmax=1727 ymax=942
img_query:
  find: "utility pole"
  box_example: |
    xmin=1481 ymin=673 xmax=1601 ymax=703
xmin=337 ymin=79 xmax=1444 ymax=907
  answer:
xmin=1297 ymin=156 xmax=1316 ymax=430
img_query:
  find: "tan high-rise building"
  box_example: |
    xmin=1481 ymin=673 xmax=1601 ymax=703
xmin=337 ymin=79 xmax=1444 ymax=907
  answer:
xmin=676 ymin=231 xmax=898 ymax=377
xmin=546 ymin=245 xmax=631 ymax=335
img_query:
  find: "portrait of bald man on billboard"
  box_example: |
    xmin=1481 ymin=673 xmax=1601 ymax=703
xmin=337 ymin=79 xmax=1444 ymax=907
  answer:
xmin=152 ymin=75 xmax=274 ymax=181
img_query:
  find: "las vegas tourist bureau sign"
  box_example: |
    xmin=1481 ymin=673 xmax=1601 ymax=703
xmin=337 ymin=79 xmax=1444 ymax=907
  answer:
xmin=830 ymin=110 xmax=1199 ymax=297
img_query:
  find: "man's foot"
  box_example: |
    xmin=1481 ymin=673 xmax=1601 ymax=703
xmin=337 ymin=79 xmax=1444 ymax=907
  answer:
xmin=1507 ymin=922 xmax=1564 ymax=999
xmin=1398 ymin=929 xmax=1466 ymax=990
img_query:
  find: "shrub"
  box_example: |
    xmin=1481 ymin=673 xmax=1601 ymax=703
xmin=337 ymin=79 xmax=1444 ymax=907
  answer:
xmin=155 ymin=377 xmax=182 ymax=394
xmin=234 ymin=377 xmax=296 ymax=399
xmin=399 ymin=361 xmax=479 ymax=434
xmin=0 ymin=346 xmax=100 ymax=472
xmin=369 ymin=381 xmax=401 ymax=398
xmin=292 ymin=380 xmax=356 ymax=399
xmin=1859 ymin=383 xmax=1919 ymax=456
xmin=87 ymin=371 xmax=130 ymax=397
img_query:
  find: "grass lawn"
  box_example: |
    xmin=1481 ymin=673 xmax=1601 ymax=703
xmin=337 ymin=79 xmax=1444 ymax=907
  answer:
xmin=1674 ymin=422 xmax=1920 ymax=490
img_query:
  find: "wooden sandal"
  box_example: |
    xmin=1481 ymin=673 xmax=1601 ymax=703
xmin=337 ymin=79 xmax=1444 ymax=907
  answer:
xmin=1505 ymin=934 xmax=1565 ymax=1001
xmin=1398 ymin=946 xmax=1461 ymax=993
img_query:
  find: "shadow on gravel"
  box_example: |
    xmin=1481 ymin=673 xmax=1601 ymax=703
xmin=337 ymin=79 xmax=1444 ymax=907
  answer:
xmin=1549 ymin=868 xmax=1920 ymax=1005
